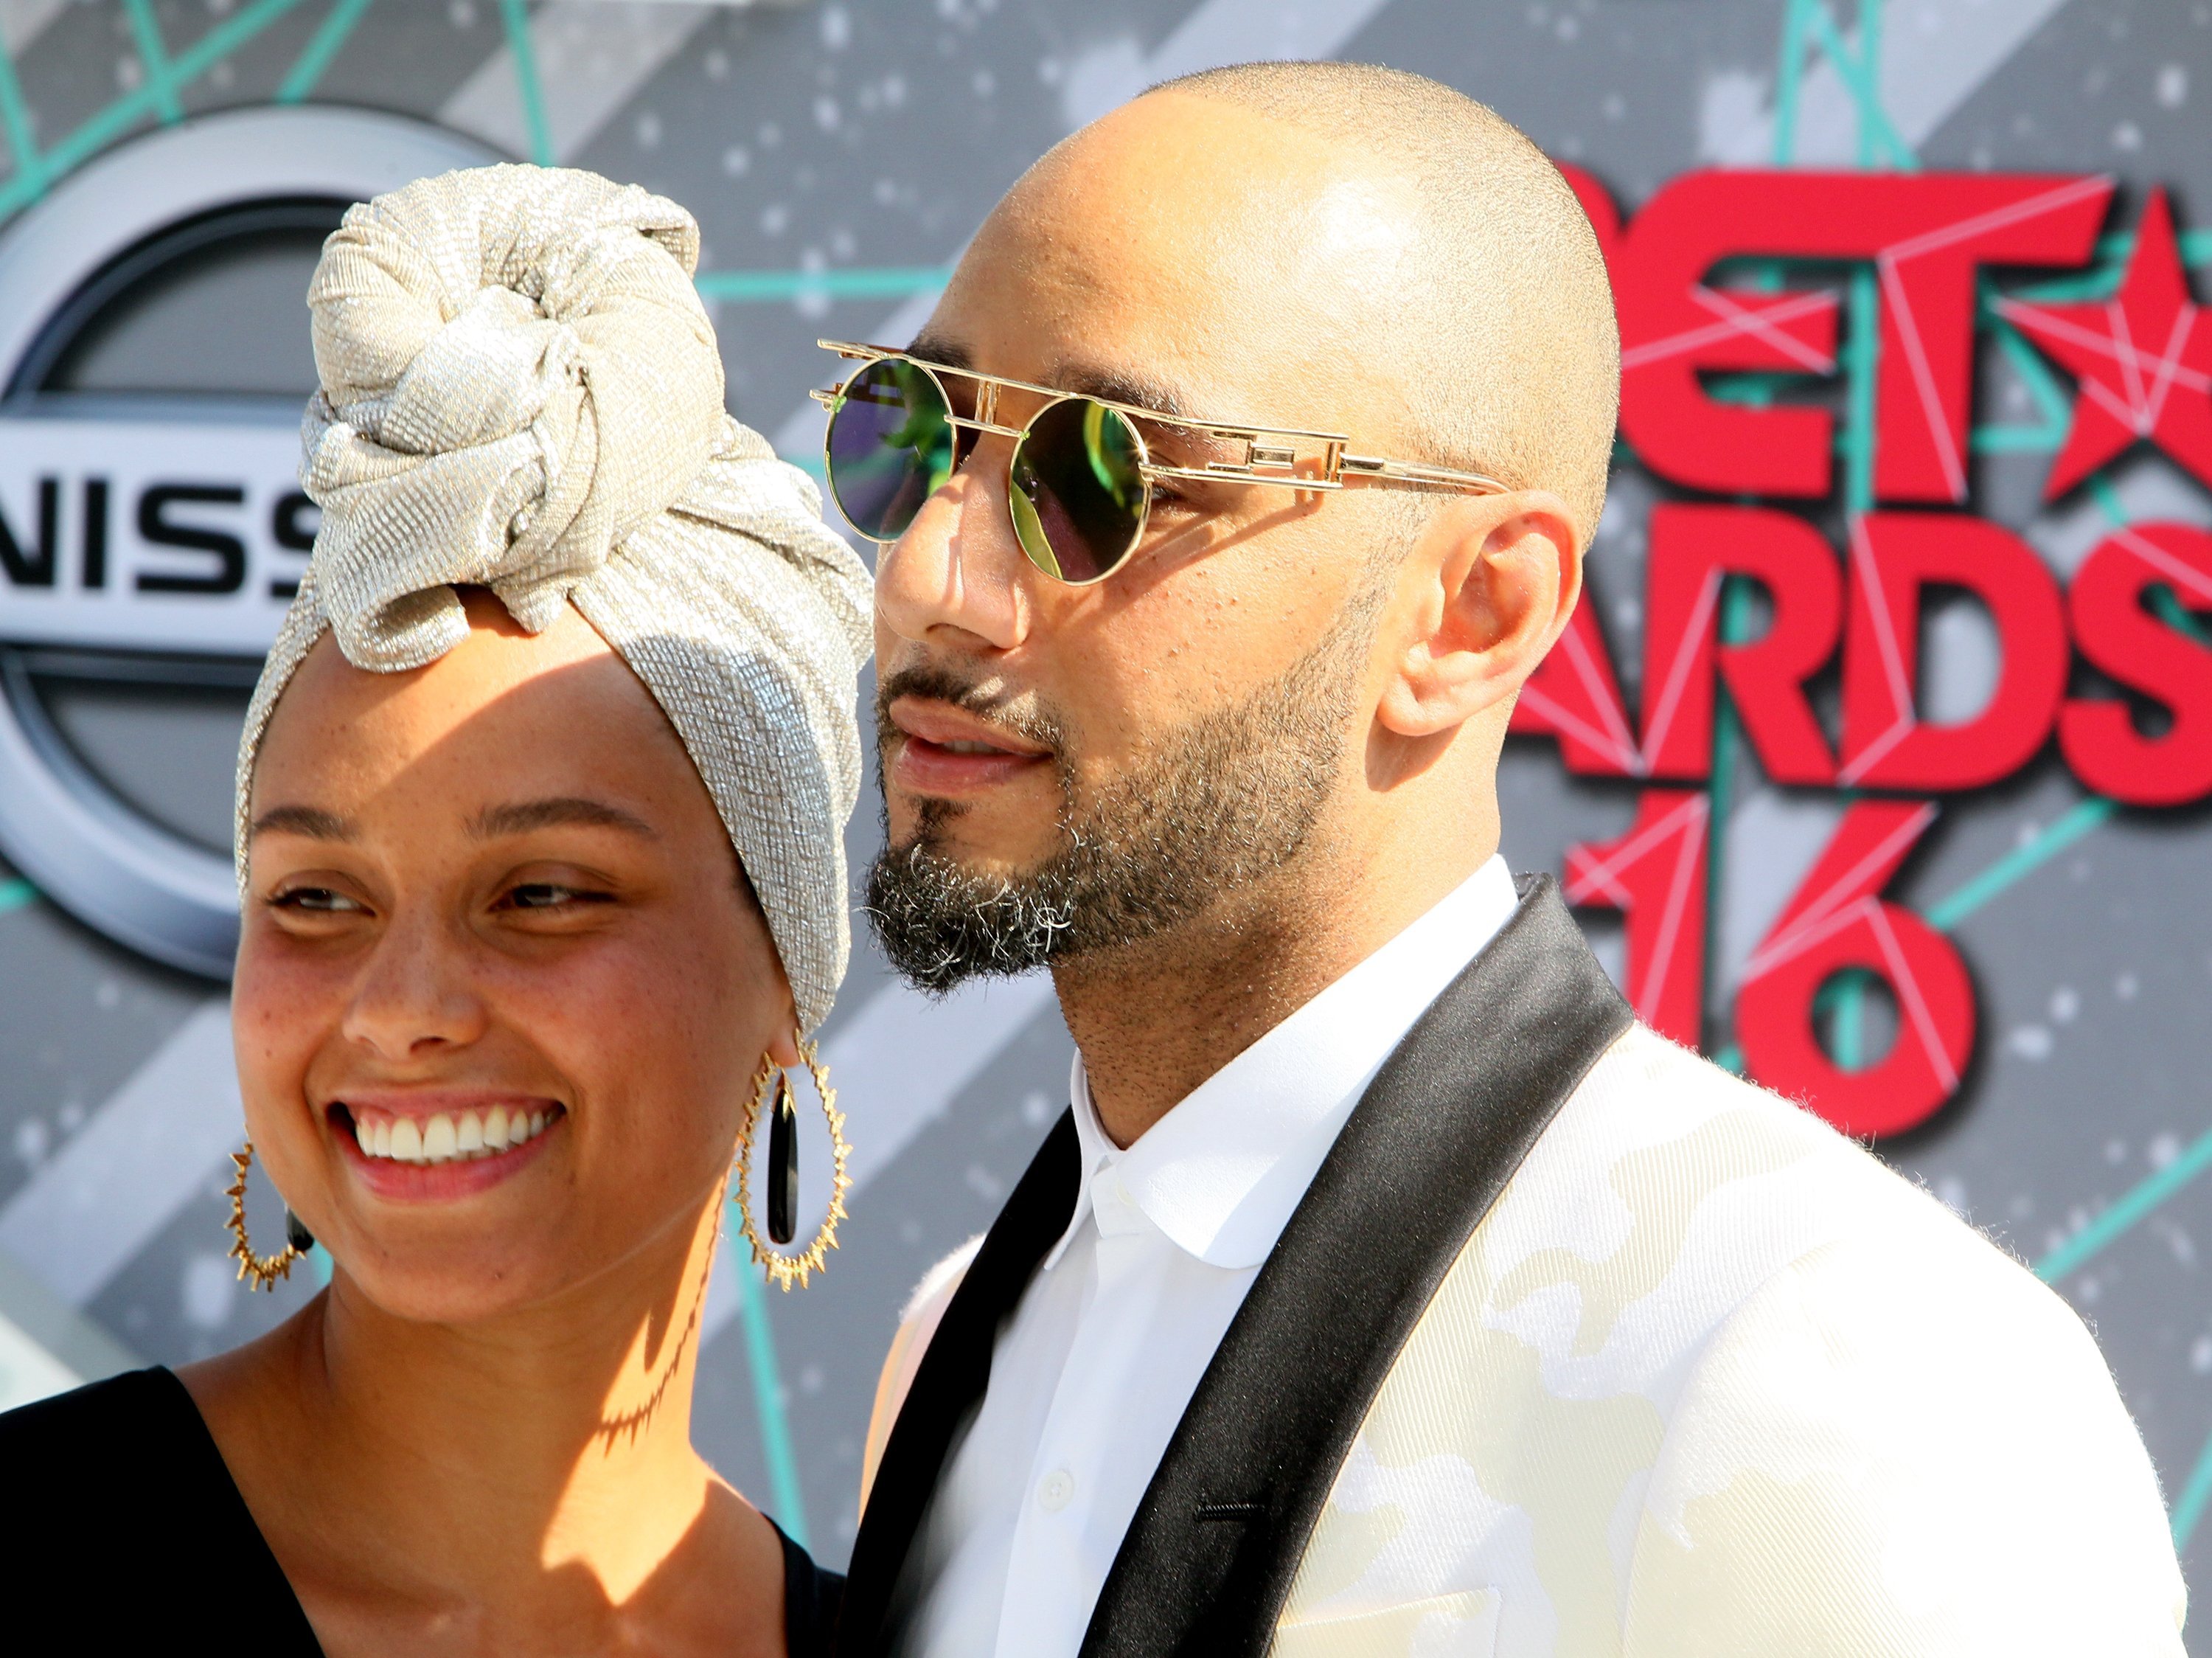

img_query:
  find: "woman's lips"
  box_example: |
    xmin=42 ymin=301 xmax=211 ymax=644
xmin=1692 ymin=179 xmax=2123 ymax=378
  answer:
xmin=330 ymin=1098 xmax=565 ymax=1201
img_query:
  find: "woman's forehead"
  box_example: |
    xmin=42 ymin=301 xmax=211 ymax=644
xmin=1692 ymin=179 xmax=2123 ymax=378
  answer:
xmin=254 ymin=609 xmax=691 ymax=819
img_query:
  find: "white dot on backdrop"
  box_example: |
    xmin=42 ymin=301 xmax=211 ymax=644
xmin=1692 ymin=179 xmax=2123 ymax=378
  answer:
xmin=183 ymin=1255 xmax=235 ymax=1331
xmin=761 ymin=204 xmax=789 ymax=235
xmin=705 ymin=48 xmax=729 ymax=80
xmin=2152 ymin=1133 xmax=2183 ymax=1168
xmin=636 ymin=111 xmax=661 ymax=150
xmin=2008 ymin=1024 xmax=2053 ymax=1061
xmin=449 ymin=0 xmax=475 ymax=26
xmin=2113 ymin=120 xmax=2143 ymax=151
xmin=2107 ymin=1139 xmax=2129 ymax=1165
xmin=1021 ymin=1090 xmax=1052 ymax=1127
xmin=2116 ymin=971 xmax=2139 ymax=1000
xmin=966 ymin=1164 xmax=1004 ymax=1201
xmin=873 ymin=178 xmax=897 ymax=204
xmin=2159 ymin=64 xmax=2189 ymax=106
xmin=821 ymin=4 xmax=850 ymax=49
xmin=1936 ymin=1176 xmax=1967 ymax=1214
xmin=723 ymin=146 xmax=750 ymax=177
xmin=2194 ymin=1335 xmax=2212 ymax=1374
xmin=2051 ymin=986 xmax=2080 ymax=1024
xmin=973 ymin=68 xmax=996 ymax=97
xmin=1556 ymin=13 xmax=1579 ymax=41
xmin=815 ymin=96 xmax=840 ymax=132
xmin=14 ymin=1117 xmax=48 ymax=1168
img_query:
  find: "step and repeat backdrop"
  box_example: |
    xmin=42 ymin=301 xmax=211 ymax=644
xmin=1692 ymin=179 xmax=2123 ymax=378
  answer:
xmin=0 ymin=0 xmax=2207 ymax=1602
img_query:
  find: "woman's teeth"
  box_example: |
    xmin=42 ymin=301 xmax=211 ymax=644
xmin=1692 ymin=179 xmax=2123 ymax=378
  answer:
xmin=352 ymin=1105 xmax=552 ymax=1165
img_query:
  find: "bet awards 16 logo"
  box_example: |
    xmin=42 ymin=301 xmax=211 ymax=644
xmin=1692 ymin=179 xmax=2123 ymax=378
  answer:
xmin=1517 ymin=167 xmax=2210 ymax=1140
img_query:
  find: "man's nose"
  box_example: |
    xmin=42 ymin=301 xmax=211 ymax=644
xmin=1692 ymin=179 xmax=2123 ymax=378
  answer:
xmin=873 ymin=453 xmax=1032 ymax=653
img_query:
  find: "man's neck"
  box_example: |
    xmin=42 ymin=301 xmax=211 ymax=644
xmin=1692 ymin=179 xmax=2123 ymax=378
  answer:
xmin=1056 ymin=830 xmax=1495 ymax=1148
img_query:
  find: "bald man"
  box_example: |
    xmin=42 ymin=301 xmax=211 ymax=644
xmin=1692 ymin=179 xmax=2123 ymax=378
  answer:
xmin=827 ymin=63 xmax=2185 ymax=1658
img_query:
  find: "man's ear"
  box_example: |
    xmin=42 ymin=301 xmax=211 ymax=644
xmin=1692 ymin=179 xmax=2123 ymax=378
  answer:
xmin=1377 ymin=490 xmax=1582 ymax=739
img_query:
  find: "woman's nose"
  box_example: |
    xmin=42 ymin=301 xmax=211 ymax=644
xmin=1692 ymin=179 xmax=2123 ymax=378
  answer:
xmin=339 ymin=910 xmax=488 ymax=1063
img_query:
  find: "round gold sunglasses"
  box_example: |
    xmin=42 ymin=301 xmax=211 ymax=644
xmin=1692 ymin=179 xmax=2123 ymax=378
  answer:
xmin=813 ymin=339 xmax=1509 ymax=585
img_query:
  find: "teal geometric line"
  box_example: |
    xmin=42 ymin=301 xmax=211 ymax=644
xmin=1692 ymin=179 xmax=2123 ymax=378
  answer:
xmin=279 ymin=0 xmax=378 ymax=104
xmin=0 ymin=0 xmax=310 ymax=223
xmin=1804 ymin=0 xmax=1916 ymax=170
xmin=2034 ymin=1123 xmax=2212 ymax=1283
xmin=1704 ymin=577 xmax=1756 ymax=1056
xmin=0 ymin=32 xmax=43 ymax=200
xmin=2170 ymin=1421 xmax=2212 ymax=1550
xmin=695 ymin=266 xmax=953 ymax=304
xmin=1840 ymin=265 xmax=1879 ymax=512
xmin=2150 ymin=586 xmax=2212 ymax=648
xmin=121 ymin=0 xmax=183 ymax=125
xmin=498 ymin=0 xmax=553 ymax=167
xmin=2088 ymin=471 xmax=2130 ymax=527
xmin=1922 ymin=797 xmax=2118 ymax=931
xmin=736 ymin=1256 xmax=810 ymax=1550
xmin=1771 ymin=0 xmax=1814 ymax=166
xmin=0 ymin=877 xmax=35 ymax=915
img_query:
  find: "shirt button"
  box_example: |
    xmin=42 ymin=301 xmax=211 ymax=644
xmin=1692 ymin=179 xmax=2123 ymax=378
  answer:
xmin=1038 ymin=1468 xmax=1077 ymax=1512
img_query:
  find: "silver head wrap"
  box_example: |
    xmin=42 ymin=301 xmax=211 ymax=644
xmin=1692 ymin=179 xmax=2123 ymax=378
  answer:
xmin=235 ymin=164 xmax=872 ymax=1032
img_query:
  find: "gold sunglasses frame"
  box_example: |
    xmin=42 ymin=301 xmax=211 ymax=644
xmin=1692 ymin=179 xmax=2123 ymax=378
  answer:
xmin=813 ymin=339 xmax=1509 ymax=585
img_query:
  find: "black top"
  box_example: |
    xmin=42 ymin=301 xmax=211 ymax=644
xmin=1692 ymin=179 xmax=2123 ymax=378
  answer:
xmin=0 ymin=1365 xmax=842 ymax=1654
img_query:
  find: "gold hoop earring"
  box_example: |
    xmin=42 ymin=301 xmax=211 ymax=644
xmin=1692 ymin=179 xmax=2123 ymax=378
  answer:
xmin=223 ymin=1140 xmax=311 ymax=1291
xmin=731 ymin=1036 xmax=851 ymax=1291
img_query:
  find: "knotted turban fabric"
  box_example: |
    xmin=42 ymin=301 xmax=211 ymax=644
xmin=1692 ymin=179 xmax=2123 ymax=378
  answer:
xmin=235 ymin=164 xmax=872 ymax=1032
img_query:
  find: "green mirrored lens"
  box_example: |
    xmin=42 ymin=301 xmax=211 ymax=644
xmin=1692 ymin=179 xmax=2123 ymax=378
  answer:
xmin=1009 ymin=398 xmax=1147 ymax=583
xmin=824 ymin=358 xmax=956 ymax=541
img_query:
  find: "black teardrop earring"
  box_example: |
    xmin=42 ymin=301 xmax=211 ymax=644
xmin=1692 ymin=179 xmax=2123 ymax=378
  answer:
xmin=767 ymin=1071 xmax=799 ymax=1246
xmin=285 ymin=1210 xmax=316 ymax=1254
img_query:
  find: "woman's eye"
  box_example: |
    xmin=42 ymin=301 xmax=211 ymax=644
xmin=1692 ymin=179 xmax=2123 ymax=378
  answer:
xmin=272 ymin=887 xmax=364 ymax=915
xmin=501 ymin=883 xmax=607 ymax=912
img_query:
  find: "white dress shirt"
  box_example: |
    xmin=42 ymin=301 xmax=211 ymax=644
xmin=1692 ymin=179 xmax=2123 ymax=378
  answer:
xmin=896 ymin=857 xmax=1521 ymax=1658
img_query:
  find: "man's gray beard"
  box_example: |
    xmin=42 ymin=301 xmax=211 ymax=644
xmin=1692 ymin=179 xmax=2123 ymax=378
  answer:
xmin=865 ymin=594 xmax=1379 ymax=995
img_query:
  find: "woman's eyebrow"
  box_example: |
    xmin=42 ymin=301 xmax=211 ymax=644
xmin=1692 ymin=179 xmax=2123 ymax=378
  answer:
xmin=468 ymin=797 xmax=659 ymax=839
xmin=250 ymin=805 xmax=355 ymax=842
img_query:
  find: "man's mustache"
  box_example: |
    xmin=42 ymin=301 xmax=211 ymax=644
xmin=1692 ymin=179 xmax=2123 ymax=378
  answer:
xmin=874 ymin=665 xmax=1068 ymax=757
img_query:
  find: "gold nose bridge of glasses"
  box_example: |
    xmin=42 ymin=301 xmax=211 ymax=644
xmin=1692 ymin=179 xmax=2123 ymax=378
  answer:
xmin=810 ymin=341 xmax=1509 ymax=497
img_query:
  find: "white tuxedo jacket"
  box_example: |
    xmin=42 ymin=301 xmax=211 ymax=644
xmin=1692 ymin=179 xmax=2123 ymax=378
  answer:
xmin=842 ymin=879 xmax=2185 ymax=1658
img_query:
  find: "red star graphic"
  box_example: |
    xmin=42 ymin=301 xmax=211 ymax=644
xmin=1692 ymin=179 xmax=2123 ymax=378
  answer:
xmin=1999 ymin=187 xmax=2212 ymax=499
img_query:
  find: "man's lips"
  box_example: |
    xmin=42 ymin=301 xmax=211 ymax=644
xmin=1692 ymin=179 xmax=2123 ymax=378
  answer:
xmin=888 ymin=698 xmax=1054 ymax=795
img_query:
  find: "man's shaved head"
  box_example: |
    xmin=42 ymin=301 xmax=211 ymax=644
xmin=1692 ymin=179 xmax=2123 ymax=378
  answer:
xmin=1150 ymin=62 xmax=1618 ymax=537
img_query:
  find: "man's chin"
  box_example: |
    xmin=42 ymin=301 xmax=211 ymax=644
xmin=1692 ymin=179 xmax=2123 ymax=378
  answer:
xmin=888 ymin=794 xmax=1061 ymax=880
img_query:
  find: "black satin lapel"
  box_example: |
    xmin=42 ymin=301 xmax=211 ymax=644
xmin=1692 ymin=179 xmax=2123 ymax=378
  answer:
xmin=836 ymin=1111 xmax=1081 ymax=1658
xmin=1080 ymin=877 xmax=1632 ymax=1658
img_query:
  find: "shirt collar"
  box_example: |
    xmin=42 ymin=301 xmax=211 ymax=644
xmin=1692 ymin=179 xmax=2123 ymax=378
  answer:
xmin=1046 ymin=856 xmax=1520 ymax=1272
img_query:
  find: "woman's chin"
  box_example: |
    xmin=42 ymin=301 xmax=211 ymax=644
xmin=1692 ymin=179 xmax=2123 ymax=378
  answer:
xmin=327 ymin=1236 xmax=579 ymax=1326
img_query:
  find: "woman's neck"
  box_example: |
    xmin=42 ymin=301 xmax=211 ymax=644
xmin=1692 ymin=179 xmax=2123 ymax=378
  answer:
xmin=183 ymin=1191 xmax=783 ymax=1654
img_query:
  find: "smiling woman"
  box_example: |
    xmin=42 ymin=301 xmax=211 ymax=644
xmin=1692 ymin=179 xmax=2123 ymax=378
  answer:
xmin=0 ymin=167 xmax=872 ymax=1657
